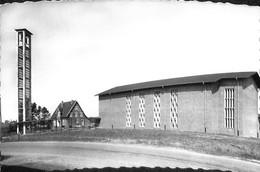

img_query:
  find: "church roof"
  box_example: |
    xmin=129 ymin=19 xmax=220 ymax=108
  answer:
xmin=97 ymin=71 xmax=260 ymax=96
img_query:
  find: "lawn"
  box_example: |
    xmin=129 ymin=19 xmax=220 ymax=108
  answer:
xmin=3 ymin=128 xmax=260 ymax=161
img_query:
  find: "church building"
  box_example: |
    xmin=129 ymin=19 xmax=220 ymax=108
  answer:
xmin=97 ymin=71 xmax=260 ymax=138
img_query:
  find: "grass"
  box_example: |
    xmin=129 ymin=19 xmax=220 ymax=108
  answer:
xmin=3 ymin=128 xmax=260 ymax=161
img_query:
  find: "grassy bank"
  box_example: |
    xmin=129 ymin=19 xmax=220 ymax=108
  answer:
xmin=3 ymin=128 xmax=260 ymax=161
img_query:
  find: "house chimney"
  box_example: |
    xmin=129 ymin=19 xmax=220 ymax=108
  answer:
xmin=61 ymin=101 xmax=64 ymax=109
xmin=71 ymin=100 xmax=74 ymax=104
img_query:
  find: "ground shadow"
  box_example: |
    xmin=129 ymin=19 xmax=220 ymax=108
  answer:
xmin=1 ymin=165 xmax=231 ymax=172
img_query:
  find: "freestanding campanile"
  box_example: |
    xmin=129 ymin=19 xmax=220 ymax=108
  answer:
xmin=15 ymin=29 xmax=32 ymax=134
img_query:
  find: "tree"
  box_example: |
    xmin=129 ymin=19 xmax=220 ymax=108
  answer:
xmin=37 ymin=106 xmax=42 ymax=114
xmin=31 ymin=102 xmax=37 ymax=114
xmin=41 ymin=107 xmax=49 ymax=114
xmin=31 ymin=103 xmax=50 ymax=121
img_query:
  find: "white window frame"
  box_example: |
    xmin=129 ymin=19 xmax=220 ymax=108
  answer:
xmin=224 ymin=88 xmax=235 ymax=129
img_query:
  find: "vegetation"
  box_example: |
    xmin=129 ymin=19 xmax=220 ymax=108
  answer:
xmin=2 ymin=102 xmax=51 ymax=136
xmin=3 ymin=128 xmax=260 ymax=161
xmin=31 ymin=102 xmax=50 ymax=121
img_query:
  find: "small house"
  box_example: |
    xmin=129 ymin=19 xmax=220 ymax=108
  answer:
xmin=51 ymin=100 xmax=90 ymax=128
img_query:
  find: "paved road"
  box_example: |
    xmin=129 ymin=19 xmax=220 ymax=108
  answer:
xmin=0 ymin=141 xmax=260 ymax=171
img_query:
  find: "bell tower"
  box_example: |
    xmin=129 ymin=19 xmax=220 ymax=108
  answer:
xmin=15 ymin=29 xmax=32 ymax=134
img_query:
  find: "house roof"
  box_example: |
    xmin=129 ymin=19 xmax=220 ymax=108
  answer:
xmin=51 ymin=100 xmax=88 ymax=119
xmin=97 ymin=71 xmax=260 ymax=96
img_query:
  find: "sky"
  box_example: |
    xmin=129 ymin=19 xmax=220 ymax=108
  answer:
xmin=0 ymin=0 xmax=259 ymax=121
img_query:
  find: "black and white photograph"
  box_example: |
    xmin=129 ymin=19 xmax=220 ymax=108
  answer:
xmin=0 ymin=0 xmax=260 ymax=171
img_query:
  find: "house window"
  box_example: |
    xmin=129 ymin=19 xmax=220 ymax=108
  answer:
xmin=153 ymin=91 xmax=161 ymax=128
xmin=75 ymin=112 xmax=78 ymax=117
xmin=81 ymin=119 xmax=84 ymax=126
xmin=76 ymin=118 xmax=79 ymax=124
xmin=170 ymin=90 xmax=178 ymax=129
xmin=80 ymin=112 xmax=83 ymax=117
xmin=224 ymin=88 xmax=235 ymax=128
xmin=62 ymin=119 xmax=66 ymax=126
xmin=74 ymin=105 xmax=79 ymax=111
xmin=126 ymin=96 xmax=132 ymax=127
xmin=139 ymin=94 xmax=145 ymax=127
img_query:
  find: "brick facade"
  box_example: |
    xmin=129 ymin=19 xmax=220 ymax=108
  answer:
xmin=51 ymin=100 xmax=90 ymax=129
xmin=99 ymin=75 xmax=259 ymax=138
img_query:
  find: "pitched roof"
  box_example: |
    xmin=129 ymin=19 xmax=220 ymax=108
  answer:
xmin=97 ymin=71 xmax=260 ymax=96
xmin=51 ymin=100 xmax=77 ymax=119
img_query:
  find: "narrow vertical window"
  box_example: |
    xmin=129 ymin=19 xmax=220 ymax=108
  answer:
xmin=153 ymin=91 xmax=161 ymax=128
xmin=170 ymin=89 xmax=178 ymax=129
xmin=18 ymin=33 xmax=23 ymax=46
xmin=139 ymin=94 xmax=145 ymax=127
xmin=25 ymin=36 xmax=30 ymax=47
xmin=126 ymin=96 xmax=131 ymax=127
xmin=224 ymin=88 xmax=234 ymax=128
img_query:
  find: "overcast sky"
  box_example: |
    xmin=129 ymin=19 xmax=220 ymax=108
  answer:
xmin=0 ymin=1 xmax=259 ymax=121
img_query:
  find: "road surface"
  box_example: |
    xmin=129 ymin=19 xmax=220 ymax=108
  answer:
xmin=0 ymin=141 xmax=260 ymax=171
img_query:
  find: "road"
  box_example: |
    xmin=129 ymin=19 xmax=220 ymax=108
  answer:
xmin=0 ymin=141 xmax=260 ymax=171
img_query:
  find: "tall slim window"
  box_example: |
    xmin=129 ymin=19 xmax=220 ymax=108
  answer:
xmin=170 ymin=90 xmax=178 ymax=129
xmin=25 ymin=36 xmax=30 ymax=47
xmin=126 ymin=96 xmax=132 ymax=127
xmin=224 ymin=88 xmax=235 ymax=128
xmin=153 ymin=91 xmax=161 ymax=128
xmin=139 ymin=94 xmax=145 ymax=127
xmin=18 ymin=33 xmax=23 ymax=46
